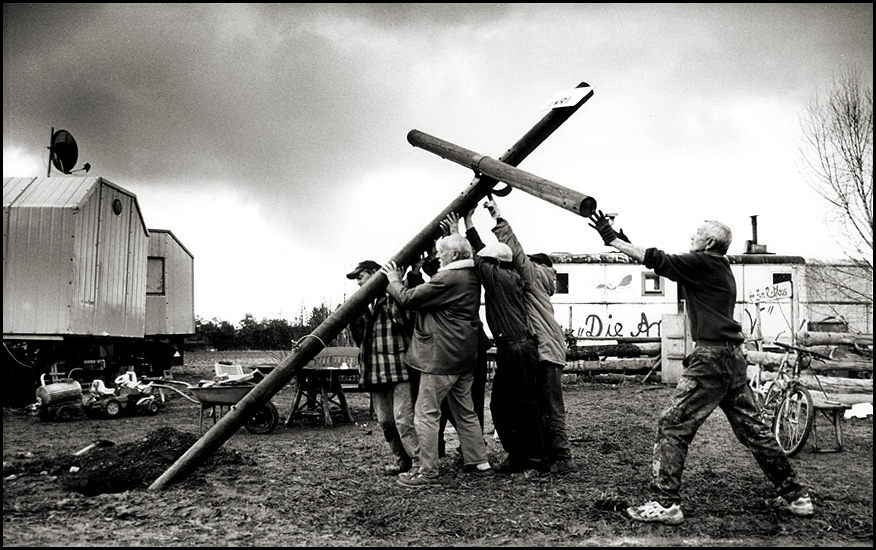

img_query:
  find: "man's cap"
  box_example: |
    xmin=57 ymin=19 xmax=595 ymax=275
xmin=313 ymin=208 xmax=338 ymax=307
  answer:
xmin=528 ymin=253 xmax=553 ymax=267
xmin=477 ymin=242 xmax=513 ymax=263
xmin=346 ymin=260 xmax=381 ymax=279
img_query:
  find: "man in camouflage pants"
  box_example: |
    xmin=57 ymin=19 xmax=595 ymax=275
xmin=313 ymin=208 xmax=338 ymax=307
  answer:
xmin=588 ymin=212 xmax=813 ymax=525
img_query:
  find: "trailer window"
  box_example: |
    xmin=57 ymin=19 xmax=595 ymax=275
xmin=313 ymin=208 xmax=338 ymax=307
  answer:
xmin=147 ymin=257 xmax=165 ymax=295
xmin=642 ymin=272 xmax=663 ymax=296
xmin=556 ymin=272 xmax=569 ymax=294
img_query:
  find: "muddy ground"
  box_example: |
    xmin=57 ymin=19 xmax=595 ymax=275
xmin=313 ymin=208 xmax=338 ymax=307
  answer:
xmin=3 ymin=350 xmax=873 ymax=547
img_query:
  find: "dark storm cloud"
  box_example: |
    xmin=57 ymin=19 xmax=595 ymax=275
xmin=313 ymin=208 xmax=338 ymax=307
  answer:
xmin=3 ymin=3 xmax=872 ymax=320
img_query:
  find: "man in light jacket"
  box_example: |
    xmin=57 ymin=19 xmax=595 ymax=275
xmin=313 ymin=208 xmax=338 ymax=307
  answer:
xmin=381 ymin=233 xmax=494 ymax=487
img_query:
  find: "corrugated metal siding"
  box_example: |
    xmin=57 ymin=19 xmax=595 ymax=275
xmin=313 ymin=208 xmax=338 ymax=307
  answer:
xmin=146 ymin=233 xmax=169 ymax=335
xmin=3 ymin=177 xmax=148 ymax=338
xmin=146 ymin=230 xmax=195 ymax=335
xmin=91 ymin=184 xmax=146 ymax=337
xmin=2 ymin=204 xmax=75 ymax=334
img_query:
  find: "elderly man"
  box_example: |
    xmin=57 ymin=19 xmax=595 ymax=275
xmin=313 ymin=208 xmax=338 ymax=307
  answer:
xmin=381 ymin=233 xmax=493 ymax=488
xmin=588 ymin=211 xmax=813 ymax=525
xmin=346 ymin=260 xmax=419 ymax=476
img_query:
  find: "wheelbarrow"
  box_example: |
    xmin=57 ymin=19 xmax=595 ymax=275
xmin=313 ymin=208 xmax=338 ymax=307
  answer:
xmin=189 ymin=383 xmax=279 ymax=435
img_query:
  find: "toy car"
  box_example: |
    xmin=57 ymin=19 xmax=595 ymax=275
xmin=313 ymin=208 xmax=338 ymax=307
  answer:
xmin=83 ymin=373 xmax=160 ymax=418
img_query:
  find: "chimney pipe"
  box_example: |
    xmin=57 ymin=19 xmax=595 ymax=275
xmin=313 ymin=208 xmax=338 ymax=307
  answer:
xmin=750 ymin=215 xmax=758 ymax=244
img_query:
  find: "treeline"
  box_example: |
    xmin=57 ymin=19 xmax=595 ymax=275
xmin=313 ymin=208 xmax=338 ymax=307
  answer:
xmin=188 ymin=304 xmax=355 ymax=351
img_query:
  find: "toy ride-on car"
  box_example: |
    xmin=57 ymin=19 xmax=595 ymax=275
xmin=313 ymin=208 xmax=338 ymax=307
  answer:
xmin=84 ymin=372 xmax=160 ymax=418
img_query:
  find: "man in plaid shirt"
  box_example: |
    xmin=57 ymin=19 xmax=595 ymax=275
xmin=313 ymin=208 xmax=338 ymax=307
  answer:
xmin=347 ymin=260 xmax=420 ymax=476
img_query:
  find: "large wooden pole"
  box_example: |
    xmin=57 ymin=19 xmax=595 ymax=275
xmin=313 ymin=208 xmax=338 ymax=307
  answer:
xmin=407 ymin=129 xmax=598 ymax=218
xmin=149 ymin=82 xmax=595 ymax=490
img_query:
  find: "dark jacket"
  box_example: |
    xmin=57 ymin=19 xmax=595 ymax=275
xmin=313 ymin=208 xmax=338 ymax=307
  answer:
xmin=493 ymin=219 xmax=567 ymax=365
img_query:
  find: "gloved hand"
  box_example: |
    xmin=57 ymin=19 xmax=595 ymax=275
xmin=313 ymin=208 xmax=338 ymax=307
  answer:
xmin=483 ymin=198 xmax=501 ymax=220
xmin=588 ymin=210 xmax=620 ymax=246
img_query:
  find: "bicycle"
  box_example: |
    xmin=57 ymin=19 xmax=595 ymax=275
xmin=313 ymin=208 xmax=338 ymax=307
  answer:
xmin=751 ymin=340 xmax=833 ymax=457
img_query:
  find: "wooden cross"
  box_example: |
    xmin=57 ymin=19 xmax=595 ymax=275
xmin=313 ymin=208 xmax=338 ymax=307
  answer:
xmin=150 ymin=82 xmax=596 ymax=490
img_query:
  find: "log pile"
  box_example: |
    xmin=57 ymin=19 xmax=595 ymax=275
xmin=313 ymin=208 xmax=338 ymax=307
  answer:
xmin=564 ymin=342 xmax=661 ymax=383
xmin=747 ymin=331 xmax=873 ymax=406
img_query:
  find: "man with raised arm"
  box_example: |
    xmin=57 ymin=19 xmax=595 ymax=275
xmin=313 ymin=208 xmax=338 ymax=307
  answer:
xmin=588 ymin=210 xmax=812 ymax=525
xmin=485 ymin=198 xmax=574 ymax=474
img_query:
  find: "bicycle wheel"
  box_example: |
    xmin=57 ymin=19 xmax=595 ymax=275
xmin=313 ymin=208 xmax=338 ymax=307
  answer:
xmin=773 ymin=387 xmax=814 ymax=457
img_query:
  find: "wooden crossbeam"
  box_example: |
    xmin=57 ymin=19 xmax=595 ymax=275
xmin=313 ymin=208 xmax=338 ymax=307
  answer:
xmin=149 ymin=82 xmax=595 ymax=490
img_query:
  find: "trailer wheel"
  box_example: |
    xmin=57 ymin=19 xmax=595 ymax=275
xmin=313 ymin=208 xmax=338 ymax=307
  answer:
xmin=103 ymin=399 xmax=122 ymax=419
xmin=57 ymin=406 xmax=75 ymax=422
xmin=244 ymin=402 xmax=279 ymax=435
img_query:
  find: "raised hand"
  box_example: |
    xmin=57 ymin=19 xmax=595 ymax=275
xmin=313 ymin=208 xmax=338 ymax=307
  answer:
xmin=483 ymin=198 xmax=501 ymax=220
xmin=588 ymin=210 xmax=620 ymax=246
xmin=440 ymin=212 xmax=461 ymax=235
xmin=379 ymin=261 xmax=402 ymax=283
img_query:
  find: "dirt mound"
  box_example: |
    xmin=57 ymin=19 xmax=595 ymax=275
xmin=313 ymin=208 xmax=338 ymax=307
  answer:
xmin=4 ymin=427 xmax=251 ymax=496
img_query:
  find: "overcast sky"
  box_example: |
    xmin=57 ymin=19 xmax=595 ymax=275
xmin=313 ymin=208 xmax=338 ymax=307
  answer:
xmin=4 ymin=3 xmax=873 ymax=323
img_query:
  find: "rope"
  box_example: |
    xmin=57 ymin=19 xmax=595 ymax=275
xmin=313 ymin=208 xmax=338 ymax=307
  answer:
xmin=292 ymin=334 xmax=326 ymax=351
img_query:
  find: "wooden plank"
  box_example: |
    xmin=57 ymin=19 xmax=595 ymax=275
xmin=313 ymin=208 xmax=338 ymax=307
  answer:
xmin=809 ymin=391 xmax=871 ymax=407
xmin=661 ymin=313 xmax=689 ymax=385
xmin=797 ymin=331 xmax=873 ymax=346
xmin=745 ymin=350 xmax=786 ymax=368
xmin=745 ymin=350 xmax=873 ymax=372
xmin=564 ymin=357 xmax=656 ymax=373
xmin=746 ymin=365 xmax=873 ymax=394
xmin=567 ymin=343 xmax=661 ymax=360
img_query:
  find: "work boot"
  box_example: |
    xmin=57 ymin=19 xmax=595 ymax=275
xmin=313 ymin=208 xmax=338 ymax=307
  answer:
xmin=383 ymin=456 xmax=412 ymax=476
xmin=549 ymin=458 xmax=576 ymax=474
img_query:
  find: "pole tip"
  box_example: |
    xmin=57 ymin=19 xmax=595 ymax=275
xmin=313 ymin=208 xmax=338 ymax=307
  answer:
xmin=579 ymin=197 xmax=597 ymax=218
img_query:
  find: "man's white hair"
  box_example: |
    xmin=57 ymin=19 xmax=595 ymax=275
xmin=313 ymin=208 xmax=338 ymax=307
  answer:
xmin=703 ymin=220 xmax=732 ymax=254
xmin=436 ymin=234 xmax=472 ymax=260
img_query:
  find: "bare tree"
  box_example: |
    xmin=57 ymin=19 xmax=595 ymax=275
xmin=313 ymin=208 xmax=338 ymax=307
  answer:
xmin=798 ymin=66 xmax=873 ymax=331
xmin=799 ymin=66 xmax=873 ymax=265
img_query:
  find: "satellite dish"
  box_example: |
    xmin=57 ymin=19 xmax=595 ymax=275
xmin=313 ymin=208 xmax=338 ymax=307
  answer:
xmin=50 ymin=129 xmax=78 ymax=174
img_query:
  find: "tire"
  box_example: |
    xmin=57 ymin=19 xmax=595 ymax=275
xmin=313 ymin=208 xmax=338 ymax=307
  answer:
xmin=773 ymin=387 xmax=814 ymax=457
xmin=57 ymin=406 xmax=74 ymax=422
xmin=144 ymin=399 xmax=160 ymax=416
xmin=103 ymin=399 xmax=123 ymax=419
xmin=245 ymin=401 xmax=279 ymax=435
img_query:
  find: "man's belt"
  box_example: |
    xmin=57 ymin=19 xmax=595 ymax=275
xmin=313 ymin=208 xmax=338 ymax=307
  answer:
xmin=696 ymin=339 xmax=741 ymax=348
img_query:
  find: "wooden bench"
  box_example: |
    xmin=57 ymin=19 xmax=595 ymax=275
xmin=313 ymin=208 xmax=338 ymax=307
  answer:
xmin=810 ymin=397 xmax=852 ymax=453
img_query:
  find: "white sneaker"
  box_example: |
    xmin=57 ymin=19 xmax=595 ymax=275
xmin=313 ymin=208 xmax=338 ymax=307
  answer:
xmin=626 ymin=501 xmax=684 ymax=525
xmin=766 ymin=494 xmax=814 ymax=517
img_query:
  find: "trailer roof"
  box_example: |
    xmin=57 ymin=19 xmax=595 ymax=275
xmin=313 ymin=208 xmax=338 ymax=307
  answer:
xmin=3 ymin=176 xmax=148 ymax=235
xmin=549 ymin=251 xmax=807 ymax=265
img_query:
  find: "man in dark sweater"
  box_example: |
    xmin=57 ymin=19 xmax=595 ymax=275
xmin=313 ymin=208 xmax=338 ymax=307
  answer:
xmin=589 ymin=211 xmax=813 ymax=525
